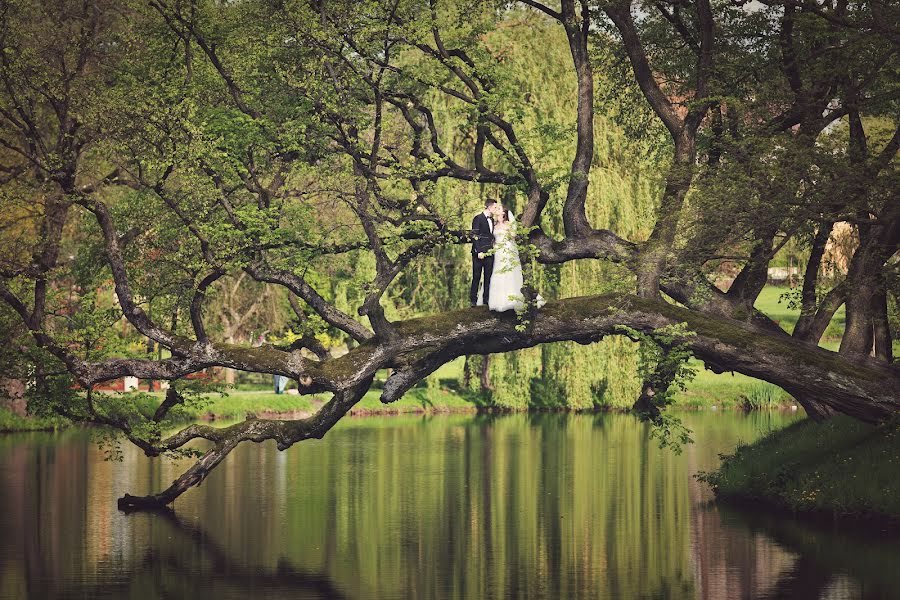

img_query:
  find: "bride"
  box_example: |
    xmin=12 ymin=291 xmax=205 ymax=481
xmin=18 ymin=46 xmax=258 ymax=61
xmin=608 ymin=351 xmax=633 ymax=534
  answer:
xmin=478 ymin=207 xmax=546 ymax=312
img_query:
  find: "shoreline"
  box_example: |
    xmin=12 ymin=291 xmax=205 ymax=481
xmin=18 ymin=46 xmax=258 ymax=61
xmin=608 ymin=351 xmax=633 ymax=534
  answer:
xmin=2 ymin=400 xmax=801 ymax=433
xmin=712 ymin=492 xmax=900 ymax=533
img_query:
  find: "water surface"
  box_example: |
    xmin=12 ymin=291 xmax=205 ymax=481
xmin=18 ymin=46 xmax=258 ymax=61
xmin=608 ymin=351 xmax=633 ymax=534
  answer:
xmin=1 ymin=412 xmax=897 ymax=599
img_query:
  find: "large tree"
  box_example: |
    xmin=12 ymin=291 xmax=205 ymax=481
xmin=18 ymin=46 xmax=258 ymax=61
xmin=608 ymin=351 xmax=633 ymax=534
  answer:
xmin=0 ymin=0 xmax=897 ymax=508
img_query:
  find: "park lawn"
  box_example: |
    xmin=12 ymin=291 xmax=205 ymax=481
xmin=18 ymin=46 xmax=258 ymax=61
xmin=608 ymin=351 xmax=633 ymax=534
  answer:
xmin=193 ymin=391 xmax=316 ymax=418
xmin=426 ymin=356 xmax=465 ymax=384
xmin=127 ymin=390 xmax=317 ymax=421
xmin=124 ymin=380 xmax=477 ymax=422
xmin=699 ymin=415 xmax=900 ymax=522
xmin=0 ymin=381 xmax=477 ymax=432
xmin=753 ymin=285 xmax=845 ymax=348
xmin=672 ymin=365 xmax=793 ymax=409
xmin=350 ymin=387 xmax=478 ymax=415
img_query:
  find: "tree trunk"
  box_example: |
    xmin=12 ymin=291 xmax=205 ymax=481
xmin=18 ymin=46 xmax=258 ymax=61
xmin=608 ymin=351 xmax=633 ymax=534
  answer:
xmin=793 ymin=283 xmax=845 ymax=344
xmin=727 ymin=227 xmax=777 ymax=309
xmin=636 ymin=139 xmax=696 ymax=299
xmin=872 ymin=286 xmax=892 ymax=362
xmin=480 ymin=355 xmax=492 ymax=392
xmin=841 ymin=283 xmax=876 ymax=356
xmin=145 ymin=338 xmax=156 ymax=392
xmin=794 ymin=223 xmax=832 ymax=337
xmin=839 ymin=204 xmax=899 ymax=356
xmin=792 ymin=392 xmax=838 ymax=421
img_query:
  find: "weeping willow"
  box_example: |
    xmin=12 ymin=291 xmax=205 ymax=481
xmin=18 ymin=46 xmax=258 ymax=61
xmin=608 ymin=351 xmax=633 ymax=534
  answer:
xmin=357 ymin=12 xmax=662 ymax=408
xmin=478 ymin=15 xmax=659 ymax=409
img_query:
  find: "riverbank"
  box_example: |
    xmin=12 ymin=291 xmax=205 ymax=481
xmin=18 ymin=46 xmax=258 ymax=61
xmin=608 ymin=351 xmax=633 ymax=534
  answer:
xmin=0 ymin=407 xmax=67 ymax=433
xmin=181 ymin=387 xmax=478 ymax=420
xmin=699 ymin=415 xmax=900 ymax=525
xmin=0 ymin=373 xmax=797 ymax=432
xmin=1 ymin=381 xmax=792 ymax=432
xmin=0 ymin=387 xmax=480 ymax=432
xmin=0 ymin=286 xmax=829 ymax=433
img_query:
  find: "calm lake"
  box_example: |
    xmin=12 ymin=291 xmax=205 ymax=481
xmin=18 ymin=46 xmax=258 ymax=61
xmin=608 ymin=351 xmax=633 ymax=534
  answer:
xmin=1 ymin=412 xmax=898 ymax=600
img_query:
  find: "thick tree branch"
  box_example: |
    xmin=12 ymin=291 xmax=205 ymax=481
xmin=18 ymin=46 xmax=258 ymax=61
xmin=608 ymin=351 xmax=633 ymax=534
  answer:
xmin=604 ymin=0 xmax=684 ymax=139
xmin=75 ymin=195 xmax=191 ymax=352
xmin=560 ymin=0 xmax=595 ymax=236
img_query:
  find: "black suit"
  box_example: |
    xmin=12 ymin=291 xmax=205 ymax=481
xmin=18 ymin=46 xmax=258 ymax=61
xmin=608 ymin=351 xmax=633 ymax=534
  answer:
xmin=470 ymin=212 xmax=495 ymax=306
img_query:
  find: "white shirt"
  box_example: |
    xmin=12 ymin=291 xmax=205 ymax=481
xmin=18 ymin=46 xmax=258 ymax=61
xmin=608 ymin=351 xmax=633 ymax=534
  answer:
xmin=483 ymin=210 xmax=493 ymax=233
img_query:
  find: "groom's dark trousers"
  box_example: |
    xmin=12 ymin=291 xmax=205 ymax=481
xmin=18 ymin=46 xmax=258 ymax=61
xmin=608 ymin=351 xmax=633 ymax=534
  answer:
xmin=471 ymin=254 xmax=494 ymax=306
xmin=471 ymin=212 xmax=494 ymax=306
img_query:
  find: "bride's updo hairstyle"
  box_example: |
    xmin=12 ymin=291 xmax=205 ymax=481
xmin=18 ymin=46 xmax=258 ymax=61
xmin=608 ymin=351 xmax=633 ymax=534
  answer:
xmin=502 ymin=207 xmax=511 ymax=222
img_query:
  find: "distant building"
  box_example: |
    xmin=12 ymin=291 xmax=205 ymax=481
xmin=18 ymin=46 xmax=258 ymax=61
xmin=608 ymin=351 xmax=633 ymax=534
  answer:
xmin=766 ymin=266 xmax=800 ymax=285
xmin=823 ymin=221 xmax=855 ymax=275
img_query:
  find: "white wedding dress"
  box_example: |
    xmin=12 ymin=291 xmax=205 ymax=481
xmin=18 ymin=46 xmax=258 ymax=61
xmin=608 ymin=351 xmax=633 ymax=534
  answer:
xmin=477 ymin=215 xmax=546 ymax=312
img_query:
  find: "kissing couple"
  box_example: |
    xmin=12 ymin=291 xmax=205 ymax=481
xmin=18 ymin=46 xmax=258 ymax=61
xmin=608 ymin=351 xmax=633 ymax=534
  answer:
xmin=470 ymin=199 xmax=545 ymax=312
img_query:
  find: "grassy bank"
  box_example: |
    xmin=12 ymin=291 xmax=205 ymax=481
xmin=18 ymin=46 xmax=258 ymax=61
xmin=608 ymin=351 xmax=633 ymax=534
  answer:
xmin=0 ymin=407 xmax=68 ymax=433
xmin=698 ymin=415 xmax=900 ymax=523
xmin=126 ymin=385 xmax=478 ymax=422
xmin=672 ymin=367 xmax=796 ymax=410
xmin=348 ymin=387 xmax=478 ymax=415
xmin=166 ymin=391 xmax=315 ymax=420
xmin=0 ymin=386 xmax=478 ymax=433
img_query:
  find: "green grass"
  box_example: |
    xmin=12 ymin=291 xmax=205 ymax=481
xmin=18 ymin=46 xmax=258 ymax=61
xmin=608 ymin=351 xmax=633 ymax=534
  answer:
xmin=196 ymin=391 xmax=316 ymax=418
xmin=753 ymin=285 xmax=845 ymax=349
xmin=699 ymin=415 xmax=900 ymax=521
xmin=672 ymin=365 xmax=792 ymax=409
xmin=127 ymin=390 xmax=316 ymax=421
xmin=349 ymin=387 xmax=478 ymax=415
xmin=119 ymin=382 xmax=477 ymax=422
xmin=0 ymin=407 xmax=68 ymax=432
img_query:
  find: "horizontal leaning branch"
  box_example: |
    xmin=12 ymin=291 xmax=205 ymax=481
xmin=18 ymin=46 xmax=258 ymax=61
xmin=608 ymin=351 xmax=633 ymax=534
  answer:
xmin=35 ymin=289 xmax=898 ymax=424
xmin=117 ymin=291 xmax=899 ymax=508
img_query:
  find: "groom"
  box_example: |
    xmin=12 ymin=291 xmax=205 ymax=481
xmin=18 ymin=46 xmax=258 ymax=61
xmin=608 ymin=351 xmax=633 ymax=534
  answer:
xmin=470 ymin=199 xmax=497 ymax=307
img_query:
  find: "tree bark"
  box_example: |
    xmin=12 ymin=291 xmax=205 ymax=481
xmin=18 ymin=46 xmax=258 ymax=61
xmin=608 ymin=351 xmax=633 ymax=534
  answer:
xmin=871 ymin=285 xmax=893 ymax=362
xmin=480 ymin=355 xmax=492 ymax=392
xmin=559 ymin=0 xmax=595 ymax=236
xmin=839 ymin=215 xmax=898 ymax=356
xmin=793 ymin=223 xmax=833 ymax=340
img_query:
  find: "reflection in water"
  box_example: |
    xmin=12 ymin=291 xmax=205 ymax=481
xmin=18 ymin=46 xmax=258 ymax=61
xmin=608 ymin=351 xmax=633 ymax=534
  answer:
xmin=0 ymin=412 xmax=896 ymax=599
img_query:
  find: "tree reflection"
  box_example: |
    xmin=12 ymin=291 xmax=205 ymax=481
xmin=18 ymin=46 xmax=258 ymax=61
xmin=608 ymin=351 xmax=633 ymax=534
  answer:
xmin=1 ymin=414 xmax=896 ymax=600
